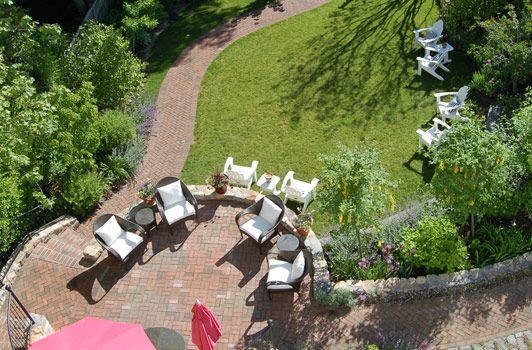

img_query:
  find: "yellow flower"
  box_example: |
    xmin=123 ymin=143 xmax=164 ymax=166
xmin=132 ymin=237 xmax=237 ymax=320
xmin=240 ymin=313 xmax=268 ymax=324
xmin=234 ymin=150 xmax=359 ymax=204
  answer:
xmin=444 ymin=188 xmax=447 ymax=193
xmin=339 ymin=214 xmax=343 ymax=223
xmin=342 ymin=178 xmax=346 ymax=184
xmin=329 ymin=178 xmax=333 ymax=185
xmin=337 ymin=184 xmax=341 ymax=189
xmin=379 ymin=186 xmax=382 ymax=191
xmin=390 ymin=204 xmax=395 ymax=212
xmin=389 ymin=195 xmax=395 ymax=204
xmin=347 ymin=214 xmax=352 ymax=223
xmin=470 ymin=201 xmax=475 ymax=206
xmin=377 ymin=240 xmax=384 ymax=247
xmin=370 ymin=186 xmax=374 ymax=191
xmin=500 ymin=158 xmax=505 ymax=165
xmin=464 ymin=173 xmax=467 ymax=179
xmin=460 ymin=167 xmax=464 ymax=173
xmin=454 ymin=166 xmax=458 ymax=175
xmin=439 ymin=162 xmax=445 ymax=171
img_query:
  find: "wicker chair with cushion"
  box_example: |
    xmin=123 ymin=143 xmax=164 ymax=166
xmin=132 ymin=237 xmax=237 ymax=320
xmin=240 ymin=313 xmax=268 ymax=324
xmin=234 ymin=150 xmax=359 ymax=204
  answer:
xmin=235 ymin=194 xmax=285 ymax=254
xmin=266 ymin=249 xmax=312 ymax=299
xmin=155 ymin=176 xmax=199 ymax=230
xmin=93 ymin=214 xmax=146 ymax=262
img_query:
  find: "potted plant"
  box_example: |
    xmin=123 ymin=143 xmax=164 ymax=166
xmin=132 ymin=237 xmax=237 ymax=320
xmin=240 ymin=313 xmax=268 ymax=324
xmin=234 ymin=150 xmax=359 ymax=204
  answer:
xmin=208 ymin=171 xmax=229 ymax=194
xmin=138 ymin=181 xmax=155 ymax=204
xmin=293 ymin=212 xmax=313 ymax=236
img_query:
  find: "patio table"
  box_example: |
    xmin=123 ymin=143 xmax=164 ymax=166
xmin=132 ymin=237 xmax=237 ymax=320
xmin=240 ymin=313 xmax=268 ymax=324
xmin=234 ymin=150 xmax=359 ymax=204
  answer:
xmin=145 ymin=327 xmax=186 ymax=350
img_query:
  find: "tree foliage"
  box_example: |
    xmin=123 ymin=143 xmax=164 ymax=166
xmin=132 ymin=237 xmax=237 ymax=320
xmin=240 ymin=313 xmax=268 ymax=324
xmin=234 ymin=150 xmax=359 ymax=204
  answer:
xmin=62 ymin=21 xmax=145 ymax=109
xmin=122 ymin=0 xmax=167 ymax=48
xmin=428 ymin=121 xmax=519 ymax=229
xmin=317 ymin=143 xmax=396 ymax=257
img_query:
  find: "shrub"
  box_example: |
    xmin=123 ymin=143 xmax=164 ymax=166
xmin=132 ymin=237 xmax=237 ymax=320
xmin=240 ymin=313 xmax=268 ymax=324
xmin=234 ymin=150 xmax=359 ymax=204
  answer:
xmin=96 ymin=110 xmax=137 ymax=155
xmin=62 ymin=21 xmax=145 ymax=109
xmin=99 ymin=135 xmax=147 ymax=184
xmin=471 ymin=221 xmax=531 ymax=267
xmin=0 ymin=173 xmax=30 ymax=254
xmin=124 ymin=90 xmax=157 ymax=137
xmin=401 ymin=215 xmax=469 ymax=274
xmin=469 ymin=4 xmax=532 ymax=95
xmin=61 ymin=171 xmax=108 ymax=217
xmin=121 ymin=0 xmax=167 ymax=49
xmin=314 ymin=288 xmax=356 ymax=308
xmin=513 ymin=92 xmax=532 ymax=174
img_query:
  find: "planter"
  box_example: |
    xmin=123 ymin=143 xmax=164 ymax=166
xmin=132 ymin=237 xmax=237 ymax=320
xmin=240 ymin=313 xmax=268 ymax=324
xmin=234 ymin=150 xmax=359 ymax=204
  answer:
xmin=142 ymin=197 xmax=156 ymax=205
xmin=294 ymin=215 xmax=313 ymax=236
xmin=215 ymin=185 xmax=227 ymax=194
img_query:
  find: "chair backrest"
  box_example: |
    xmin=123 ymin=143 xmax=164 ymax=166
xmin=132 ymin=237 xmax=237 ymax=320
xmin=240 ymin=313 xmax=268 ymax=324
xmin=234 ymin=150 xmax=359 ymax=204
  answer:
xmin=284 ymin=186 xmax=305 ymax=201
xmin=456 ymin=86 xmax=469 ymax=104
xmin=431 ymin=20 xmax=444 ymax=36
xmin=227 ymin=169 xmax=246 ymax=181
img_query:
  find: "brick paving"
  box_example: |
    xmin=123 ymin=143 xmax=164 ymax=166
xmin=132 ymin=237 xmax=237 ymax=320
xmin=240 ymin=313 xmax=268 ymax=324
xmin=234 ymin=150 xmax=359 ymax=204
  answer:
xmin=2 ymin=0 xmax=532 ymax=349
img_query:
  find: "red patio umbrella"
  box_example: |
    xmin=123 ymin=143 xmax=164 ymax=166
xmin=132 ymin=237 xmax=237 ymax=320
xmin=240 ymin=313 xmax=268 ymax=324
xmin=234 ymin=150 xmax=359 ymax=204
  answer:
xmin=191 ymin=300 xmax=222 ymax=350
xmin=29 ymin=317 xmax=156 ymax=350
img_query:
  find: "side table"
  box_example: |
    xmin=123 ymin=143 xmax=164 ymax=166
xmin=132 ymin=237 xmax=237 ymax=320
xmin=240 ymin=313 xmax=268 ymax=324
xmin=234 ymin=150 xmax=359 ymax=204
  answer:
xmin=424 ymin=42 xmax=454 ymax=64
xmin=135 ymin=207 xmax=157 ymax=233
xmin=276 ymin=234 xmax=299 ymax=251
xmin=256 ymin=173 xmax=281 ymax=195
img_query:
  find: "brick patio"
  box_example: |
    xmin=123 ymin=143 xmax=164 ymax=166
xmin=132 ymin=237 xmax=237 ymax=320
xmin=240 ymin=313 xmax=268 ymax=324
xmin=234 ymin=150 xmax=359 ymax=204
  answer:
xmin=2 ymin=0 xmax=532 ymax=348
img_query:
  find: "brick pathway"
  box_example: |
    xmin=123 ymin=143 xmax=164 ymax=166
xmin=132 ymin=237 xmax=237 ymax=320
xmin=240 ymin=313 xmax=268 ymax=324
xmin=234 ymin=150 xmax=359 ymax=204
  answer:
xmin=3 ymin=0 xmax=532 ymax=349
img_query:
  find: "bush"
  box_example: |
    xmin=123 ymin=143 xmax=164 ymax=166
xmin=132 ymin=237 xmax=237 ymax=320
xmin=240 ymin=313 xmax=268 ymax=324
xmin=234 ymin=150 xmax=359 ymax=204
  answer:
xmin=62 ymin=21 xmax=145 ymax=109
xmin=121 ymin=0 xmax=167 ymax=48
xmin=96 ymin=110 xmax=137 ymax=155
xmin=401 ymin=215 xmax=469 ymax=274
xmin=124 ymin=90 xmax=157 ymax=137
xmin=99 ymin=135 xmax=147 ymax=184
xmin=314 ymin=288 xmax=356 ymax=308
xmin=61 ymin=171 xmax=108 ymax=217
xmin=0 ymin=174 xmax=30 ymax=253
xmin=471 ymin=221 xmax=531 ymax=267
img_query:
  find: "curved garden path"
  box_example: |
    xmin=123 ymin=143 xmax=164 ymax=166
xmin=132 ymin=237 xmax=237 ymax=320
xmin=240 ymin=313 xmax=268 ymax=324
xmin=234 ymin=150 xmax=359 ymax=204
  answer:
xmin=3 ymin=0 xmax=532 ymax=349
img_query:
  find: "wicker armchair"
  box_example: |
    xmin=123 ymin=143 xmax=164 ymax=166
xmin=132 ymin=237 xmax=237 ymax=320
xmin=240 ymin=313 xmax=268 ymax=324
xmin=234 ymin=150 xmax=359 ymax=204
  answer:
xmin=93 ymin=214 xmax=146 ymax=262
xmin=155 ymin=176 xmax=199 ymax=230
xmin=266 ymin=249 xmax=312 ymax=299
xmin=235 ymin=194 xmax=285 ymax=254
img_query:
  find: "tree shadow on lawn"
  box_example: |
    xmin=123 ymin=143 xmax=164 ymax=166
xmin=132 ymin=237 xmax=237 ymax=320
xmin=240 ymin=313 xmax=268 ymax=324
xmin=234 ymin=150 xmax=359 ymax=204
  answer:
xmin=276 ymin=0 xmax=428 ymax=127
xmin=294 ymin=276 xmax=532 ymax=348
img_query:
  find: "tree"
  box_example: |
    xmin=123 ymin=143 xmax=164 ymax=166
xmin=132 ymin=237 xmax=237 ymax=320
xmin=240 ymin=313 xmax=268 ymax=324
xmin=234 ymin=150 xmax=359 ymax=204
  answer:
xmin=62 ymin=21 xmax=145 ymax=109
xmin=469 ymin=4 xmax=532 ymax=95
xmin=428 ymin=121 xmax=519 ymax=235
xmin=316 ymin=143 xmax=396 ymax=258
xmin=121 ymin=0 xmax=166 ymax=51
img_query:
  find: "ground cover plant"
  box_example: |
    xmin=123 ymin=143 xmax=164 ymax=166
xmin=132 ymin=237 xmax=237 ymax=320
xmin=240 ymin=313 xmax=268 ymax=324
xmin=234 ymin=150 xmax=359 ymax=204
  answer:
xmin=179 ymin=0 xmax=470 ymax=232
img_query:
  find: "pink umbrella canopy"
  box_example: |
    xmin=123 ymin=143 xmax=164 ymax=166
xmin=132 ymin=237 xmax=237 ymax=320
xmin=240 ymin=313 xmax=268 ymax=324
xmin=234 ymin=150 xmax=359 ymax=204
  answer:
xmin=29 ymin=317 xmax=156 ymax=350
xmin=191 ymin=300 xmax=222 ymax=350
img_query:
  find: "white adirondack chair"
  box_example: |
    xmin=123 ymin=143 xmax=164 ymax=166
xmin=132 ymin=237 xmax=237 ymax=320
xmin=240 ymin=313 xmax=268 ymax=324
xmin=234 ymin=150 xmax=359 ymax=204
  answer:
xmin=416 ymin=118 xmax=451 ymax=148
xmin=280 ymin=171 xmax=319 ymax=214
xmin=223 ymin=157 xmax=258 ymax=189
xmin=434 ymin=86 xmax=470 ymax=122
xmin=413 ymin=20 xmax=444 ymax=49
xmin=417 ymin=52 xmax=450 ymax=80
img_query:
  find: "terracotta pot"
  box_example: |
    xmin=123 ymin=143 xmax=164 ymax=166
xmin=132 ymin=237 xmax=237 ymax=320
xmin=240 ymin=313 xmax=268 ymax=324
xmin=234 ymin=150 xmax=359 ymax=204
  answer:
xmin=294 ymin=216 xmax=313 ymax=236
xmin=442 ymin=42 xmax=447 ymax=48
xmin=142 ymin=197 xmax=156 ymax=205
xmin=265 ymin=173 xmax=273 ymax=183
xmin=215 ymin=185 xmax=227 ymax=194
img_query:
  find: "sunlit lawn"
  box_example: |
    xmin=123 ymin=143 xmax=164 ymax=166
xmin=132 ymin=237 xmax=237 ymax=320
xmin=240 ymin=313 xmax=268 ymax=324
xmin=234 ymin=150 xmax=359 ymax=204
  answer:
xmin=158 ymin=0 xmax=472 ymax=232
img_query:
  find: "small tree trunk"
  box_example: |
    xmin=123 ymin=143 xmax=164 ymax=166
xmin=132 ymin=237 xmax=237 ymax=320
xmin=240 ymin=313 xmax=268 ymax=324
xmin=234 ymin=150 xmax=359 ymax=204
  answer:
xmin=356 ymin=229 xmax=363 ymax=259
xmin=512 ymin=76 xmax=518 ymax=94
xmin=471 ymin=214 xmax=475 ymax=237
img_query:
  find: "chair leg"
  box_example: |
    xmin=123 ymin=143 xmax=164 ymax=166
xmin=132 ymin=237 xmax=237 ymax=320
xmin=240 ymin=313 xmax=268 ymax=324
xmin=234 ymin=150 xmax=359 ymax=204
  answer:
xmin=302 ymin=200 xmax=309 ymax=214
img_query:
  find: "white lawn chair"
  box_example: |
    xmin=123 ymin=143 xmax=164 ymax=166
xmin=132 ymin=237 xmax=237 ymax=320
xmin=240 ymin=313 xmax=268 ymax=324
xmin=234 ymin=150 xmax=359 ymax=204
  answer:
xmin=434 ymin=86 xmax=469 ymax=122
xmin=414 ymin=20 xmax=444 ymax=49
xmin=416 ymin=118 xmax=451 ymax=148
xmin=416 ymin=52 xmax=450 ymax=80
xmin=223 ymin=157 xmax=258 ymax=189
xmin=280 ymin=171 xmax=319 ymax=214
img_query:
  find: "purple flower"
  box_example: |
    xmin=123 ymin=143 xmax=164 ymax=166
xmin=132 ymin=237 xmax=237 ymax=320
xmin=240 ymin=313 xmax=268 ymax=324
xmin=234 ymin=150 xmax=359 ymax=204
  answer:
xmin=358 ymin=258 xmax=367 ymax=268
xmin=388 ymin=266 xmax=394 ymax=273
xmin=398 ymin=241 xmax=404 ymax=251
xmin=395 ymin=261 xmax=400 ymax=267
xmin=385 ymin=244 xmax=392 ymax=252
xmin=489 ymin=77 xmax=496 ymax=84
xmin=381 ymin=248 xmax=386 ymax=255
xmin=410 ymin=248 xmax=416 ymax=256
xmin=486 ymin=59 xmax=492 ymax=66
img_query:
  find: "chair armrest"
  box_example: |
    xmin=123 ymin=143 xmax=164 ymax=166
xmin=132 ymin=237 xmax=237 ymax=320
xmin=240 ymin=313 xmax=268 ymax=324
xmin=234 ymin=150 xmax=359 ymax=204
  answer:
xmin=413 ymin=27 xmax=431 ymax=35
xmin=309 ymin=178 xmax=319 ymax=190
xmin=280 ymin=171 xmax=294 ymax=192
xmin=434 ymin=91 xmax=457 ymax=104
xmin=250 ymin=160 xmax=259 ymax=172
xmin=434 ymin=118 xmax=451 ymax=130
xmin=419 ymin=35 xmax=442 ymax=44
xmin=224 ymin=157 xmax=233 ymax=174
xmin=416 ymin=129 xmax=425 ymax=137
xmin=183 ymin=184 xmax=199 ymax=215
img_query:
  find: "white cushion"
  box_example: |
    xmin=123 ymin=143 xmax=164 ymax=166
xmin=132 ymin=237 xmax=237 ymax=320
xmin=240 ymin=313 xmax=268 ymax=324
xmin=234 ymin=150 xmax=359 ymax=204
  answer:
xmin=259 ymin=197 xmax=282 ymax=226
xmin=96 ymin=216 xmax=124 ymax=246
xmin=158 ymin=181 xmax=185 ymax=207
xmin=267 ymin=258 xmax=294 ymax=290
xmin=164 ymin=200 xmax=195 ymax=225
xmin=291 ymin=251 xmax=305 ymax=281
xmin=231 ymin=165 xmax=253 ymax=179
xmin=110 ymin=231 xmax=143 ymax=260
xmin=240 ymin=216 xmax=275 ymax=243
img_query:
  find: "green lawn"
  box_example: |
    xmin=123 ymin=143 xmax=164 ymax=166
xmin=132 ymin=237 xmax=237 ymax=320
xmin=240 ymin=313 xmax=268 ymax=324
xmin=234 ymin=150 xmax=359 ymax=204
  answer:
xmin=173 ymin=0 xmax=472 ymax=232
xmin=146 ymin=0 xmax=279 ymax=93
